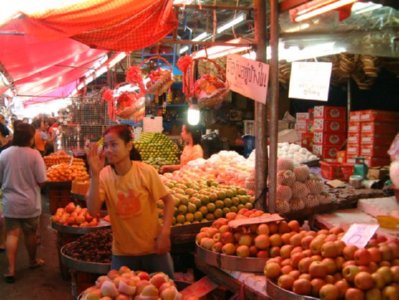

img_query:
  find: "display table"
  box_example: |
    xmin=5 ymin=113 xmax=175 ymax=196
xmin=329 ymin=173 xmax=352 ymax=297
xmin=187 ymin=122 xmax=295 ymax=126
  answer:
xmin=195 ymin=255 xmax=270 ymax=300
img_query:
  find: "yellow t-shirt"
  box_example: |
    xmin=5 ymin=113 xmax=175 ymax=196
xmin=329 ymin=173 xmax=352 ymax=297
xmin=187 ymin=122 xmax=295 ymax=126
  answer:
xmin=99 ymin=161 xmax=169 ymax=256
xmin=180 ymin=144 xmax=203 ymax=166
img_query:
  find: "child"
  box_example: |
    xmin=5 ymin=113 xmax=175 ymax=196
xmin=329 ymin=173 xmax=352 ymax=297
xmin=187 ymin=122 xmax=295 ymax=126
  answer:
xmin=86 ymin=125 xmax=175 ymax=278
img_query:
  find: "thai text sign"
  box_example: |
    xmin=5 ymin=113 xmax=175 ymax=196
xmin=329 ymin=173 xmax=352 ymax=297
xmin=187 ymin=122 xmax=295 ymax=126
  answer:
xmin=341 ymin=223 xmax=379 ymax=249
xmin=226 ymin=54 xmax=269 ymax=104
xmin=289 ymin=62 xmax=332 ymax=101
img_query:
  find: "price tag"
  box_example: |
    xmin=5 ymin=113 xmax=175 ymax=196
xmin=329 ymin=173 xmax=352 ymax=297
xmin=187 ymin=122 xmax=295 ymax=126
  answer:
xmin=341 ymin=223 xmax=379 ymax=249
xmin=180 ymin=276 xmax=218 ymax=298
xmin=228 ymin=214 xmax=283 ymax=229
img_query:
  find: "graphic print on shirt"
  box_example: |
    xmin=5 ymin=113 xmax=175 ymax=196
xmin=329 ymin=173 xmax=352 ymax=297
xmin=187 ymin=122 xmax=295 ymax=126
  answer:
xmin=116 ymin=189 xmax=142 ymax=218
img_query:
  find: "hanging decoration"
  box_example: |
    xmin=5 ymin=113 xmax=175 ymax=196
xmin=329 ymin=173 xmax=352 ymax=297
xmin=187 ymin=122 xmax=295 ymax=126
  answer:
xmin=177 ymin=55 xmax=229 ymax=109
xmin=142 ymin=56 xmax=174 ymax=98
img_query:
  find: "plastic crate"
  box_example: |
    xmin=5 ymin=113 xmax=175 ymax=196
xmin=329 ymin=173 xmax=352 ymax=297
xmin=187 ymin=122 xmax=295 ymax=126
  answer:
xmin=46 ymin=181 xmax=72 ymax=214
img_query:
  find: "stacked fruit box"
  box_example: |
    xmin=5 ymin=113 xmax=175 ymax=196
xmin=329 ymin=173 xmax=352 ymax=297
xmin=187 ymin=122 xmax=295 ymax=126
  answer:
xmin=295 ymin=112 xmax=313 ymax=151
xmin=312 ymin=106 xmax=346 ymax=159
xmin=347 ymin=110 xmax=399 ymax=166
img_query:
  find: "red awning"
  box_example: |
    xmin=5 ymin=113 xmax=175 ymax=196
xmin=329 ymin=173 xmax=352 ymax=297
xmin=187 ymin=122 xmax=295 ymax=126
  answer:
xmin=21 ymin=0 xmax=178 ymax=52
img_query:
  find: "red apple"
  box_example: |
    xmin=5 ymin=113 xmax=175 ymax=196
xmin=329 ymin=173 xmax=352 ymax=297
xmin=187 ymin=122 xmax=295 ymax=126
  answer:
xmin=368 ymin=247 xmax=382 ymax=263
xmin=264 ymin=262 xmax=281 ymax=279
xmin=269 ymin=234 xmax=283 ymax=247
xmin=335 ymin=279 xmax=349 ymax=298
xmin=345 ymin=288 xmax=365 ymax=300
xmin=321 ymin=241 xmax=340 ymax=258
xmin=310 ymin=278 xmax=325 ymax=298
xmin=220 ymin=232 xmax=234 ymax=244
xmin=354 ymin=271 xmax=375 ymax=290
xmin=301 ymin=235 xmax=314 ymax=250
xmin=280 ymin=245 xmax=294 ymax=259
xmin=292 ymin=278 xmax=311 ymax=296
xmin=342 ymin=265 xmax=360 ymax=282
xmin=254 ymin=234 xmax=270 ymax=250
xmin=391 ymin=266 xmax=399 ymax=283
xmin=321 ymin=258 xmax=337 ymax=275
xmin=377 ymin=266 xmax=393 ymax=285
xmin=319 ymin=283 xmax=339 ymax=300
xmin=298 ymin=257 xmax=313 ymax=274
xmin=256 ymin=250 xmax=269 ymax=259
xmin=309 ymin=261 xmax=328 ymax=279
xmin=278 ymin=274 xmax=295 ymax=290
xmin=354 ymin=248 xmax=371 ymax=266
xmin=270 ymin=246 xmax=281 ymax=258
xmin=343 ymin=244 xmax=358 ymax=260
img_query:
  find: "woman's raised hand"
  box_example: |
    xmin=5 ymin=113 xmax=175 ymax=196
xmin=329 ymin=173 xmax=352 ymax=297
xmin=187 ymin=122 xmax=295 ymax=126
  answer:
xmin=86 ymin=143 xmax=105 ymax=176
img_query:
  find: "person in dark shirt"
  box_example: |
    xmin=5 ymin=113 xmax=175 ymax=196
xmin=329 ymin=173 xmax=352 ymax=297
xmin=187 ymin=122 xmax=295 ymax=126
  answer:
xmin=0 ymin=123 xmax=11 ymax=153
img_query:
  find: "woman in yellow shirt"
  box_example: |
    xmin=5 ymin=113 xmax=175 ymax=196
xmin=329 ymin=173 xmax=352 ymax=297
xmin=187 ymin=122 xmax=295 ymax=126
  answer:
xmin=160 ymin=124 xmax=203 ymax=173
xmin=86 ymin=125 xmax=175 ymax=277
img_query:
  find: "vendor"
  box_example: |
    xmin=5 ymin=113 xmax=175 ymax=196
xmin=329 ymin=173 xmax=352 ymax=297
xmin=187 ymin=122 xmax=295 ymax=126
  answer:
xmin=160 ymin=124 xmax=204 ymax=173
xmin=86 ymin=125 xmax=175 ymax=278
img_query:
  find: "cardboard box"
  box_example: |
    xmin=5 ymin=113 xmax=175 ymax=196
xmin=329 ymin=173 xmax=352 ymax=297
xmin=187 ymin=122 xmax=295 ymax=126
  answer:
xmin=360 ymin=133 xmax=397 ymax=146
xmin=313 ymin=132 xmax=346 ymax=146
xmin=347 ymin=143 xmax=360 ymax=156
xmin=349 ymin=111 xmax=361 ymax=122
xmin=364 ymin=156 xmax=391 ymax=167
xmin=360 ymin=110 xmax=399 ymax=123
xmin=296 ymin=112 xmax=310 ymax=120
xmin=361 ymin=122 xmax=399 ymax=135
xmin=295 ymin=119 xmax=312 ymax=132
xmin=313 ymin=144 xmax=339 ymax=159
xmin=347 ymin=133 xmax=360 ymax=144
xmin=348 ymin=122 xmax=361 ymax=133
xmin=313 ymin=119 xmax=346 ymax=133
xmin=314 ymin=106 xmax=346 ymax=120
xmin=360 ymin=144 xmax=390 ymax=157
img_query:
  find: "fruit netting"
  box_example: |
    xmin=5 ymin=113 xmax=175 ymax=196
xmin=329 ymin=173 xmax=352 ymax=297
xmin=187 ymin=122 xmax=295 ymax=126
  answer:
xmin=21 ymin=0 xmax=178 ymax=51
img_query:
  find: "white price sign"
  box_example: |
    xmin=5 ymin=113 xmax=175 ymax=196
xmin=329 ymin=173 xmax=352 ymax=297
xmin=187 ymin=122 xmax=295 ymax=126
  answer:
xmin=226 ymin=54 xmax=269 ymax=104
xmin=288 ymin=62 xmax=332 ymax=101
xmin=341 ymin=223 xmax=379 ymax=249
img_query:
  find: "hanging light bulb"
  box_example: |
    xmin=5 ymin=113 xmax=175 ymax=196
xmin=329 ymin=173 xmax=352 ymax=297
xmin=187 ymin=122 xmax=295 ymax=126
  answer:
xmin=187 ymin=99 xmax=200 ymax=126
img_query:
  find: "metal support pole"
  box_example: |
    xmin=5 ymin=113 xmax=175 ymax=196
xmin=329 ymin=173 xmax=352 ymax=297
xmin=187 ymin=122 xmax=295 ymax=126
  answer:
xmin=268 ymin=0 xmax=279 ymax=213
xmin=254 ymin=0 xmax=268 ymax=210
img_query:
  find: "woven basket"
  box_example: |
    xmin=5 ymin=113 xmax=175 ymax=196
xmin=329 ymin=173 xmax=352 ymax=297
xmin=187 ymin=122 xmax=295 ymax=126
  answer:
xmin=142 ymin=55 xmax=174 ymax=96
xmin=193 ymin=57 xmax=229 ymax=109
xmin=113 ymin=83 xmax=145 ymax=121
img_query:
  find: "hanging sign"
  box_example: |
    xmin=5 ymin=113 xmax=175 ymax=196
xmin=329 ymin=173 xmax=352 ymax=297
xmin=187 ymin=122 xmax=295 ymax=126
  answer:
xmin=288 ymin=62 xmax=332 ymax=101
xmin=226 ymin=54 xmax=269 ymax=104
xmin=341 ymin=223 xmax=379 ymax=249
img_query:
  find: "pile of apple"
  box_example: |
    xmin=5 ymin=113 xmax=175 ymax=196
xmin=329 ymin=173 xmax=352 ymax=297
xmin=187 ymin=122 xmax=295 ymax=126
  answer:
xmin=51 ymin=202 xmax=99 ymax=227
xmin=195 ymin=208 xmax=299 ymax=258
xmin=264 ymin=226 xmax=399 ymax=299
xmin=81 ymin=267 xmax=185 ymax=300
xmin=158 ymin=179 xmax=255 ymax=226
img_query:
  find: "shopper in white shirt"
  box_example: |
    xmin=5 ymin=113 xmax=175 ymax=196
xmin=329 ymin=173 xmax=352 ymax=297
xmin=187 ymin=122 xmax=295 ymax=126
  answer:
xmin=0 ymin=123 xmax=47 ymax=283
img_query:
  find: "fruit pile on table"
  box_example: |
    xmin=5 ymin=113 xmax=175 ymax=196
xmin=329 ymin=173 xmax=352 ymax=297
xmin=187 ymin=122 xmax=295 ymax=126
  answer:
xmin=134 ymin=132 xmax=180 ymax=171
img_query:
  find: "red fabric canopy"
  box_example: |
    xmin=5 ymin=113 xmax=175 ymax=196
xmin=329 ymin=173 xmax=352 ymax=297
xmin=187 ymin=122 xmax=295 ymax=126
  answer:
xmin=22 ymin=0 xmax=178 ymax=51
xmin=0 ymin=18 xmax=108 ymax=100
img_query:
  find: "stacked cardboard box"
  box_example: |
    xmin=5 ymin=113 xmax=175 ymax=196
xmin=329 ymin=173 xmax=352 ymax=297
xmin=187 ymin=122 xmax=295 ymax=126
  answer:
xmin=295 ymin=112 xmax=313 ymax=151
xmin=312 ymin=106 xmax=346 ymax=159
xmin=347 ymin=110 xmax=399 ymax=166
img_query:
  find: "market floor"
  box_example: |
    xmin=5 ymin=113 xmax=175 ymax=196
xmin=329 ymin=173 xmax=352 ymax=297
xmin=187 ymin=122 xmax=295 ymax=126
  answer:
xmin=0 ymin=195 xmax=71 ymax=300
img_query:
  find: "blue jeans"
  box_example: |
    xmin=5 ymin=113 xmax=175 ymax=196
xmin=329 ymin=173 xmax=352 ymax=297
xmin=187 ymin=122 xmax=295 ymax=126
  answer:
xmin=111 ymin=253 xmax=174 ymax=279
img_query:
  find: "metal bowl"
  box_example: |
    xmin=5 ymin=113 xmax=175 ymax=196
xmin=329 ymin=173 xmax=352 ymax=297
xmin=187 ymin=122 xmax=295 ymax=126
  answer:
xmin=196 ymin=244 xmax=267 ymax=273
xmin=60 ymin=243 xmax=111 ymax=274
xmin=267 ymin=279 xmax=319 ymax=300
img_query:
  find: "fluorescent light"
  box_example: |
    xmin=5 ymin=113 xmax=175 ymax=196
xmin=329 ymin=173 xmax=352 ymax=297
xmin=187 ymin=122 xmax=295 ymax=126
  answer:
xmin=217 ymin=13 xmax=246 ymax=34
xmin=180 ymin=46 xmax=189 ymax=54
xmin=187 ymin=104 xmax=200 ymax=125
xmin=352 ymin=2 xmax=382 ymax=14
xmin=191 ymin=38 xmax=252 ymax=59
xmin=282 ymin=42 xmax=346 ymax=62
xmin=291 ymin=0 xmax=358 ymax=23
xmin=192 ymin=32 xmax=209 ymax=41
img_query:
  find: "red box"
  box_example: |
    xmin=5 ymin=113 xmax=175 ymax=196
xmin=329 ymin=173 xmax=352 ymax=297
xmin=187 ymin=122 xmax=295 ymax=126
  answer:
xmin=296 ymin=112 xmax=310 ymax=120
xmin=299 ymin=132 xmax=313 ymax=150
xmin=295 ymin=120 xmax=312 ymax=132
xmin=360 ymin=144 xmax=390 ymax=157
xmin=313 ymin=132 xmax=346 ymax=146
xmin=360 ymin=133 xmax=396 ymax=146
xmin=320 ymin=161 xmax=352 ymax=181
xmin=313 ymin=144 xmax=339 ymax=159
xmin=347 ymin=133 xmax=360 ymax=144
xmin=361 ymin=122 xmax=399 ymax=135
xmin=364 ymin=156 xmax=390 ymax=167
xmin=349 ymin=111 xmax=361 ymax=122
xmin=360 ymin=110 xmax=399 ymax=123
xmin=308 ymin=108 xmax=314 ymax=119
xmin=314 ymin=106 xmax=346 ymax=120
xmin=313 ymin=119 xmax=346 ymax=133
xmin=347 ymin=143 xmax=360 ymax=156
xmin=346 ymin=156 xmax=357 ymax=164
xmin=348 ymin=122 xmax=361 ymax=133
